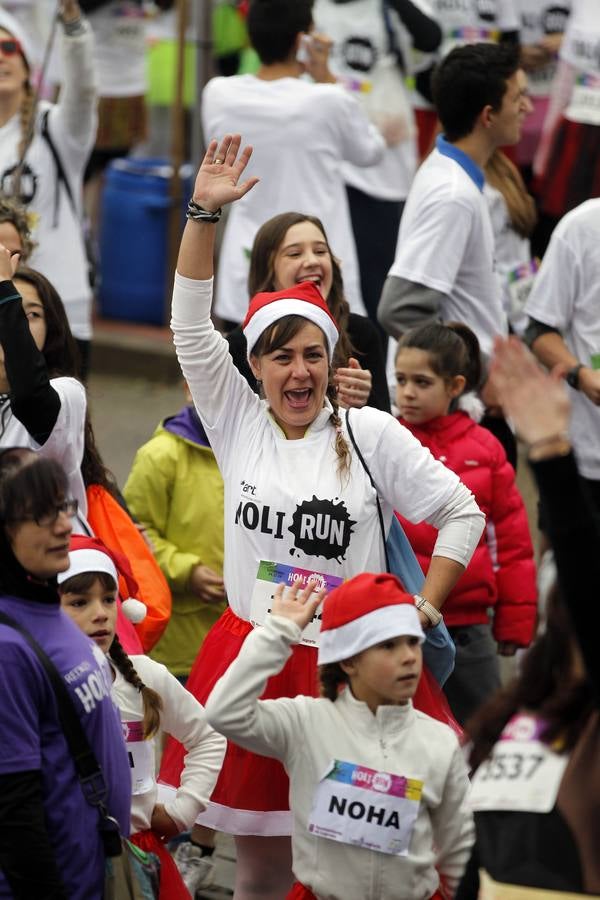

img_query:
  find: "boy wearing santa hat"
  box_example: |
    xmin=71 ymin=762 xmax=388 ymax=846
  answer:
xmin=205 ymin=572 xmax=474 ymax=900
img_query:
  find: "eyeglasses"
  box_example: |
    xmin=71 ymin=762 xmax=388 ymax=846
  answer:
xmin=24 ymin=499 xmax=79 ymax=528
xmin=0 ymin=39 xmax=23 ymax=57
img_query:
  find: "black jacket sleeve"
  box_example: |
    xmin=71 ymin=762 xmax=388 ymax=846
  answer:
xmin=347 ymin=314 xmax=391 ymax=413
xmin=0 ymin=770 xmax=68 ymax=898
xmin=388 ymin=0 xmax=442 ymax=52
xmin=0 ymin=281 xmax=61 ymax=445
xmin=530 ymin=453 xmax=600 ymax=703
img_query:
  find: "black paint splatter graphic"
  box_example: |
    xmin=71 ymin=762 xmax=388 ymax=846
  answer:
xmin=288 ymin=496 xmax=356 ymax=562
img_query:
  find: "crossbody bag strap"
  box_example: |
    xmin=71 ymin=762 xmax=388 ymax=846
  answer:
xmin=0 ymin=610 xmax=125 ymax=856
xmin=345 ymin=408 xmax=391 ymax=573
xmin=41 ymin=108 xmax=77 ymax=226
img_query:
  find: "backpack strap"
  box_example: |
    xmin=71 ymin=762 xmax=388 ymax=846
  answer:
xmin=41 ymin=108 xmax=77 ymax=226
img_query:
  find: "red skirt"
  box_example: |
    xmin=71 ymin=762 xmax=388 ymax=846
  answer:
xmin=538 ymin=117 xmax=600 ymax=217
xmin=129 ymin=830 xmax=190 ymax=900
xmin=159 ymin=608 xmax=460 ymax=835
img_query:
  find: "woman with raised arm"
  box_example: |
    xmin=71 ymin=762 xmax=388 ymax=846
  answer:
xmin=160 ymin=134 xmax=485 ymax=900
xmin=0 ymin=1 xmax=96 ymax=374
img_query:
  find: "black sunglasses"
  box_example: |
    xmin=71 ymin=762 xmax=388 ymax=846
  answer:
xmin=0 ymin=39 xmax=23 ymax=57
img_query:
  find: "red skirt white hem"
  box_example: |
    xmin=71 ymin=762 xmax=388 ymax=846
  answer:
xmin=158 ymin=607 xmax=460 ymax=837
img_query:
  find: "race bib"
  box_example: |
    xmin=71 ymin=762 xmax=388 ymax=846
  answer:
xmin=441 ymin=26 xmax=500 ymax=57
xmin=308 ymin=760 xmax=422 ymax=856
xmin=250 ymin=561 xmax=343 ymax=647
xmin=469 ymin=714 xmax=568 ymax=814
xmin=566 ymin=73 xmax=600 ymax=126
xmin=507 ymin=259 xmax=540 ymax=317
xmin=123 ymin=720 xmax=154 ymax=796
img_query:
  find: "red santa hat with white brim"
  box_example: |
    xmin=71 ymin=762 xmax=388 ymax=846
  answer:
xmin=317 ymin=572 xmax=425 ymax=665
xmin=57 ymin=535 xmax=147 ymax=624
xmin=242 ymin=281 xmax=339 ymax=361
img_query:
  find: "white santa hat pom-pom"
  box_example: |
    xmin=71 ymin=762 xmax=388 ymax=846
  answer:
xmin=121 ymin=597 xmax=147 ymax=624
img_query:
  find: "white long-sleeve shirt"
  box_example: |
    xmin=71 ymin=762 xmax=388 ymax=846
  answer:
xmin=0 ymin=21 xmax=96 ymax=339
xmin=111 ymin=655 xmax=226 ymax=833
xmin=171 ymin=274 xmax=485 ymax=623
xmin=206 ymin=615 xmax=474 ymax=900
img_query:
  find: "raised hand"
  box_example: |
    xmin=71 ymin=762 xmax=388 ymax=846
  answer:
xmin=489 ymin=336 xmax=570 ymax=445
xmin=0 ymin=244 xmax=19 ymax=283
xmin=334 ymin=357 xmax=372 ymax=409
xmin=192 ymin=134 xmax=260 ymax=214
xmin=270 ymin=581 xmax=326 ymax=631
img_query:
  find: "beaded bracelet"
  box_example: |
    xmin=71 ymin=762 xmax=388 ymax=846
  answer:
xmin=186 ymin=199 xmax=222 ymax=223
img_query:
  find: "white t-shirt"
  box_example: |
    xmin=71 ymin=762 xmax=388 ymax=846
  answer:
xmin=87 ymin=1 xmax=147 ymax=97
xmin=313 ymin=0 xmax=422 ymax=200
xmin=172 ymin=275 xmax=484 ymax=622
xmin=484 ymin=182 xmax=533 ymax=336
xmin=518 ymin=1 xmax=571 ymax=99
xmin=111 ymin=655 xmax=225 ymax=833
xmin=411 ymin=0 xmax=519 ymax=109
xmin=0 ymin=28 xmax=96 ymax=339
xmin=201 ymin=74 xmax=386 ymax=322
xmin=0 ymin=377 xmax=87 ymax=515
xmin=525 ymin=199 xmax=600 ymax=480
xmin=388 ymin=143 xmax=507 ymax=356
xmin=560 ymin=0 xmax=600 ymax=126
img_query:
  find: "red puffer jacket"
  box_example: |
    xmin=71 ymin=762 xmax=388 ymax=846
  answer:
xmin=397 ymin=411 xmax=537 ymax=646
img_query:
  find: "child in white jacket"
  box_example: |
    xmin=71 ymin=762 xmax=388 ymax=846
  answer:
xmin=58 ymin=535 xmax=226 ymax=900
xmin=206 ymin=572 xmax=474 ymax=900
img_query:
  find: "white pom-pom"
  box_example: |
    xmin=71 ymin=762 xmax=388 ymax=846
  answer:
xmin=121 ymin=597 xmax=147 ymax=624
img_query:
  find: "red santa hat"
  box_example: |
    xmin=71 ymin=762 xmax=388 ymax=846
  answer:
xmin=57 ymin=535 xmax=147 ymax=624
xmin=242 ymin=281 xmax=339 ymax=361
xmin=317 ymin=572 xmax=424 ymax=665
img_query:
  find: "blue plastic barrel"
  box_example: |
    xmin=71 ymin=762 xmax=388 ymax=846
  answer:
xmin=99 ymin=158 xmax=192 ymax=325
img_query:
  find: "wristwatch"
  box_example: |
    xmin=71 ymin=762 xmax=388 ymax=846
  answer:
xmin=566 ymin=364 xmax=584 ymax=390
xmin=414 ymin=594 xmax=443 ymax=628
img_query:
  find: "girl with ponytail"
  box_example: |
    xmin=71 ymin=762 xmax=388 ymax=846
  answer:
xmin=57 ymin=535 xmax=226 ymax=900
xmin=394 ymin=322 xmax=538 ymax=726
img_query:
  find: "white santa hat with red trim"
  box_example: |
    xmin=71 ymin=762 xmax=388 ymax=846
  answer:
xmin=317 ymin=572 xmax=424 ymax=665
xmin=57 ymin=535 xmax=147 ymax=624
xmin=242 ymin=281 xmax=339 ymax=361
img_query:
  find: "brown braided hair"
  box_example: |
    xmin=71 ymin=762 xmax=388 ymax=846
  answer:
xmin=59 ymin=571 xmax=163 ymax=739
xmin=250 ymin=314 xmax=352 ymax=478
xmin=109 ymin=634 xmax=163 ymax=741
xmin=319 ymin=662 xmax=349 ymax=701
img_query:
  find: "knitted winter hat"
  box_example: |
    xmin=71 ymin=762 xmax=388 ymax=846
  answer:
xmin=0 ymin=10 xmax=35 ymax=72
xmin=317 ymin=572 xmax=424 ymax=665
xmin=242 ymin=281 xmax=339 ymax=361
xmin=57 ymin=535 xmax=147 ymax=624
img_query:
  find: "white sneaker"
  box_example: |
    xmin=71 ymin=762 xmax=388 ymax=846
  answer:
xmin=173 ymin=842 xmax=216 ymax=896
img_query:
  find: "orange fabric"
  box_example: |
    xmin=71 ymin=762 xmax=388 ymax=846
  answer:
xmin=86 ymin=484 xmax=172 ymax=652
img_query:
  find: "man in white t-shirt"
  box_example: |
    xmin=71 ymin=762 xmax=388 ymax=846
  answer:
xmin=378 ymin=42 xmax=531 ymax=361
xmin=201 ymin=0 xmax=385 ymax=326
xmin=525 ymin=198 xmax=600 ymax=525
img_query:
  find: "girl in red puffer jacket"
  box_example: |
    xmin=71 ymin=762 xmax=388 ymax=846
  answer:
xmin=394 ymin=322 xmax=537 ymax=725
